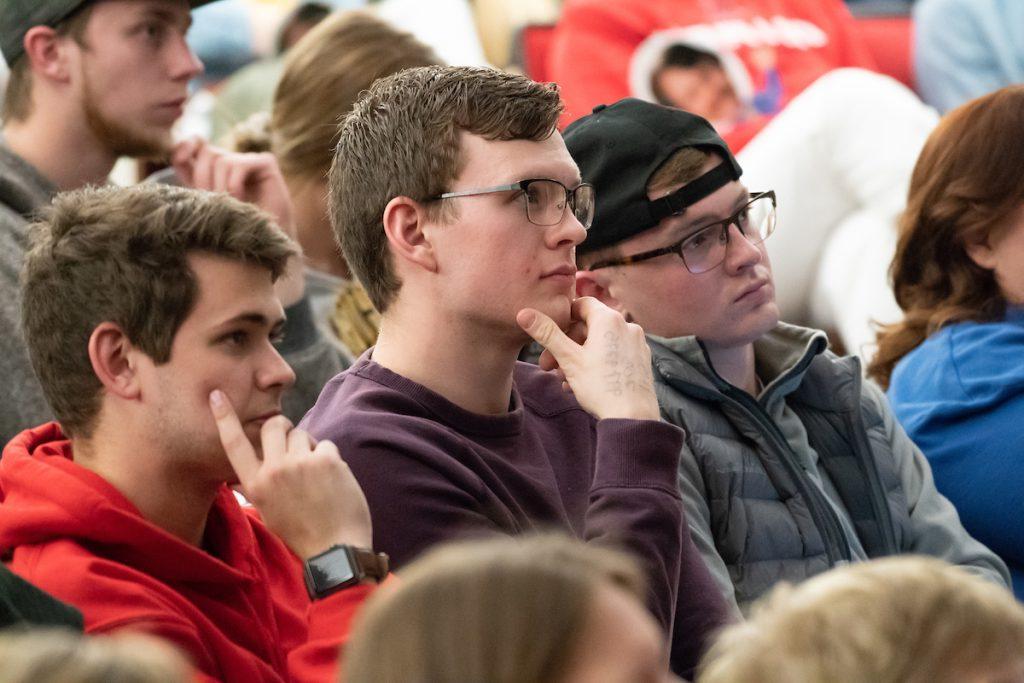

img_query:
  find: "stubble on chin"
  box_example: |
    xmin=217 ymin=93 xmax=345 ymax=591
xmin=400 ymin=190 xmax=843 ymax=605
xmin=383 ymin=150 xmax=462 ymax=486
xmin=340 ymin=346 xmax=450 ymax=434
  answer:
xmin=82 ymin=85 xmax=172 ymax=160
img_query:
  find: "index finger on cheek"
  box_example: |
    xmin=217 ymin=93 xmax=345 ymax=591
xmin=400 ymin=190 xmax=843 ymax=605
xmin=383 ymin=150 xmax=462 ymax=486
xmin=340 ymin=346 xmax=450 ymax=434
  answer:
xmin=209 ymin=390 xmax=260 ymax=484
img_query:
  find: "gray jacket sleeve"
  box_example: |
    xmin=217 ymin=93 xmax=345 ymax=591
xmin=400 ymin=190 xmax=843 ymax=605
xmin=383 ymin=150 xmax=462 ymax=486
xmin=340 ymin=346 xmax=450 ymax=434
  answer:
xmin=865 ymin=382 xmax=1012 ymax=588
xmin=0 ymin=210 xmax=53 ymax=449
xmin=0 ymin=306 xmax=52 ymax=448
xmin=277 ymin=295 xmax=347 ymax=422
xmin=675 ymin=433 xmax=743 ymax=618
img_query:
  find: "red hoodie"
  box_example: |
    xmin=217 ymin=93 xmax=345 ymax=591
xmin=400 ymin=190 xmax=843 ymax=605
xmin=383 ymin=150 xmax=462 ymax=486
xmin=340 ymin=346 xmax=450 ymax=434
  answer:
xmin=549 ymin=0 xmax=875 ymax=151
xmin=0 ymin=423 xmax=374 ymax=683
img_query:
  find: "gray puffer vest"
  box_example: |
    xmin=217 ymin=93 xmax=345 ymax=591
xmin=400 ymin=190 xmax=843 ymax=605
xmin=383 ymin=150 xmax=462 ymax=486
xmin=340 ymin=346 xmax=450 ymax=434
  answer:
xmin=651 ymin=327 xmax=912 ymax=608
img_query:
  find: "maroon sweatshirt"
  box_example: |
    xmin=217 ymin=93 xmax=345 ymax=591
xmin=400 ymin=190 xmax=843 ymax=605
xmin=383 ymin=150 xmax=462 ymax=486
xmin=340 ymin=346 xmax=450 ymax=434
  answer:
xmin=301 ymin=355 xmax=730 ymax=676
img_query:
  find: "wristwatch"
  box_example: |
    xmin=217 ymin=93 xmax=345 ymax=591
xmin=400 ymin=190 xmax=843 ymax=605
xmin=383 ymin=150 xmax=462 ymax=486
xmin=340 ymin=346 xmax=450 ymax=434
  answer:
xmin=303 ymin=545 xmax=389 ymax=600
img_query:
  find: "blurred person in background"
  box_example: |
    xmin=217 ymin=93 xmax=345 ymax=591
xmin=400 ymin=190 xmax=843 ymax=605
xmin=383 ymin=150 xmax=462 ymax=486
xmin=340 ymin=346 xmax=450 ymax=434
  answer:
xmin=471 ymin=0 xmax=559 ymax=69
xmin=230 ymin=10 xmax=442 ymax=359
xmin=0 ymin=630 xmax=190 ymax=683
xmin=0 ymin=59 xmax=8 ymax=111
xmin=872 ymin=85 xmax=1024 ymax=600
xmin=0 ymin=0 xmax=341 ymax=443
xmin=209 ymin=2 xmax=332 ymax=143
xmin=914 ymin=0 xmax=1024 ymax=113
xmin=0 ymin=563 xmax=82 ymax=631
xmin=550 ymin=0 xmax=875 ymax=145
xmin=697 ymin=557 xmax=1024 ymax=683
xmin=344 ymin=535 xmax=680 ymax=683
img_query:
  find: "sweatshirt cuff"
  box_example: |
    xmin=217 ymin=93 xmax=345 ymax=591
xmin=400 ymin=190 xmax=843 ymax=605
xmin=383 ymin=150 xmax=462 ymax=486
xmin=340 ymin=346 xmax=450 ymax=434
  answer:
xmin=277 ymin=295 xmax=319 ymax=355
xmin=592 ymin=418 xmax=683 ymax=492
xmin=307 ymin=580 xmax=378 ymax=642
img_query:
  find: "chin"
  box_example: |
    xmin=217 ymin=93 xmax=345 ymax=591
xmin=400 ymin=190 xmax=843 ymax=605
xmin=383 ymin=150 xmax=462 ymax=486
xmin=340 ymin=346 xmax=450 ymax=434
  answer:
xmin=544 ymin=297 xmax=574 ymax=330
xmin=713 ymin=308 xmax=781 ymax=348
xmin=112 ymin=128 xmax=172 ymax=159
xmin=746 ymin=307 xmax=781 ymax=343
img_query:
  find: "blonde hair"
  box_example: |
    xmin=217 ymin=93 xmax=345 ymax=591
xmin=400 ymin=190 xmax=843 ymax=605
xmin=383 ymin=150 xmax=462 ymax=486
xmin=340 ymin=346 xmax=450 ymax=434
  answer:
xmin=0 ymin=629 xmax=190 ymax=683
xmin=269 ymin=11 xmax=442 ymax=183
xmin=647 ymin=146 xmax=710 ymax=196
xmin=342 ymin=534 xmax=645 ymax=683
xmin=698 ymin=556 xmax=1024 ymax=683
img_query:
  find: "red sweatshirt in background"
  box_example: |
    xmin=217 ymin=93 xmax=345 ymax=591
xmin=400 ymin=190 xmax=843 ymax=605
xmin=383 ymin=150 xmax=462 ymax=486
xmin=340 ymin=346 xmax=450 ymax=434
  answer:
xmin=0 ymin=422 xmax=373 ymax=683
xmin=549 ymin=0 xmax=875 ymax=151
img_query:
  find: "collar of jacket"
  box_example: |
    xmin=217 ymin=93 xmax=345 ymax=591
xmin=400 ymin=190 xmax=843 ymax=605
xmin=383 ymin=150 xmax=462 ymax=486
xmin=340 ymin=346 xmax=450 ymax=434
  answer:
xmin=647 ymin=323 xmax=830 ymax=406
xmin=0 ymin=138 xmax=58 ymax=220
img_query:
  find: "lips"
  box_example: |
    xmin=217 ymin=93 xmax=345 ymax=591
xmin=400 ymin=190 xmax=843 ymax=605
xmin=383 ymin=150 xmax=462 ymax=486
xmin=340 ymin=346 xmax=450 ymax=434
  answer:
xmin=541 ymin=264 xmax=577 ymax=279
xmin=160 ymin=97 xmax=187 ymax=110
xmin=734 ymin=279 xmax=769 ymax=303
xmin=154 ymin=98 xmax=187 ymax=121
xmin=247 ymin=410 xmax=282 ymax=425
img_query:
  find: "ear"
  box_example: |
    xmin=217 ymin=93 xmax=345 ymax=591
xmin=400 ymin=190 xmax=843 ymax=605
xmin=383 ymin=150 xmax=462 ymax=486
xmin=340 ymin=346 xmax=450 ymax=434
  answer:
xmin=576 ymin=269 xmax=629 ymax=317
xmin=88 ymin=323 xmax=143 ymax=401
xmin=22 ymin=26 xmax=73 ymax=84
xmin=382 ymin=195 xmax=438 ymax=273
xmin=964 ymin=234 xmax=998 ymax=271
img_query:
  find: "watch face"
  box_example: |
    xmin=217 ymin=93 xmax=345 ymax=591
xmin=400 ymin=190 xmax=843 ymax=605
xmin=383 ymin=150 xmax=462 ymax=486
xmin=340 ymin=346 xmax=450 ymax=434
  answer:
xmin=310 ymin=555 xmax=356 ymax=588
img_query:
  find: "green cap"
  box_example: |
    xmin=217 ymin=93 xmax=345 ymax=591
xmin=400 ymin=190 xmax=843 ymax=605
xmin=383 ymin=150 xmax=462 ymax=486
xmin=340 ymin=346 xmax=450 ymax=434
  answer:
xmin=1 ymin=0 xmax=219 ymax=67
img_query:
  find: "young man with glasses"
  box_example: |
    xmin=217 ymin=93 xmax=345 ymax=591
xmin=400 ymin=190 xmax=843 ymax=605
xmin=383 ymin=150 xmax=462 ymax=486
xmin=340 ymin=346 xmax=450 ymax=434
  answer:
xmin=301 ymin=66 xmax=732 ymax=678
xmin=567 ymin=98 xmax=1010 ymax=614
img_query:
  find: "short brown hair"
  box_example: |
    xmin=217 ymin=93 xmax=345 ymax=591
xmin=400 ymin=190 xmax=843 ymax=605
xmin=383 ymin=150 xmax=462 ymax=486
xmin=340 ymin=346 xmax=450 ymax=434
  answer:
xmin=647 ymin=146 xmax=710 ymax=196
xmin=21 ymin=183 xmax=296 ymax=437
xmin=328 ymin=65 xmax=563 ymax=312
xmin=698 ymin=557 xmax=1024 ymax=683
xmin=343 ymin=534 xmax=645 ymax=683
xmin=1 ymin=4 xmax=93 ymax=124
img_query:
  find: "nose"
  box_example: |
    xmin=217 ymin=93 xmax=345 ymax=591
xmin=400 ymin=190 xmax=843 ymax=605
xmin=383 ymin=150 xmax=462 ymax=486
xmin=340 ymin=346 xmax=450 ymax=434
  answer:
xmin=256 ymin=345 xmax=297 ymax=394
xmin=545 ymin=207 xmax=588 ymax=250
xmin=169 ymin=34 xmax=204 ymax=82
xmin=723 ymin=222 xmax=762 ymax=274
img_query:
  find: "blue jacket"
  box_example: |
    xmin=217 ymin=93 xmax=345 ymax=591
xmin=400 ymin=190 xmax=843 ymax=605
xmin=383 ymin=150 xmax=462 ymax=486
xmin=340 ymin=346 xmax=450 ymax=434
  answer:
xmin=888 ymin=308 xmax=1024 ymax=598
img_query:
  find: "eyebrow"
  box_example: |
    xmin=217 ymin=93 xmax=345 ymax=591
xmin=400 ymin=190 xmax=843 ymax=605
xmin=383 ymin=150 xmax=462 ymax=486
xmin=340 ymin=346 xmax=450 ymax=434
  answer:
xmin=505 ymin=171 xmax=583 ymax=187
xmin=138 ymin=6 xmax=192 ymax=31
xmin=215 ymin=312 xmax=286 ymax=331
xmin=677 ymin=191 xmax=751 ymax=237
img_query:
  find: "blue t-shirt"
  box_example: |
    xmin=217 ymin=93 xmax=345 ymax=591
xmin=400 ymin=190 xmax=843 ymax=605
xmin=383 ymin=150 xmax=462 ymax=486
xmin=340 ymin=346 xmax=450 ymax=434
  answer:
xmin=888 ymin=308 xmax=1024 ymax=598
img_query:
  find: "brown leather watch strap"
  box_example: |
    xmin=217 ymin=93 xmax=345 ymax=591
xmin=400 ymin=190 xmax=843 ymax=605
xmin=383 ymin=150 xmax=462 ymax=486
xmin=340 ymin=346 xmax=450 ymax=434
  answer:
xmin=350 ymin=546 xmax=389 ymax=581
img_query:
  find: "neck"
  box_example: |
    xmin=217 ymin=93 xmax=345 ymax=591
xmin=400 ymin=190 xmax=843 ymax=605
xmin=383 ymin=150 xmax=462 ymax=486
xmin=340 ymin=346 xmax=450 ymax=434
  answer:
xmin=3 ymin=109 xmax=117 ymax=191
xmin=704 ymin=341 xmax=758 ymax=395
xmin=289 ymin=178 xmax=349 ymax=279
xmin=73 ymin=420 xmax=219 ymax=547
xmin=371 ymin=300 xmax=521 ymax=415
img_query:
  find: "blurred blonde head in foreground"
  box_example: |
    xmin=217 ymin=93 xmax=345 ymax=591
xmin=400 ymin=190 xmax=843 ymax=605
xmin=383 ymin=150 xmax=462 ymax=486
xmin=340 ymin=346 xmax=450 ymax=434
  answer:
xmin=344 ymin=534 xmax=679 ymax=683
xmin=698 ymin=556 xmax=1024 ymax=683
xmin=0 ymin=628 xmax=190 ymax=683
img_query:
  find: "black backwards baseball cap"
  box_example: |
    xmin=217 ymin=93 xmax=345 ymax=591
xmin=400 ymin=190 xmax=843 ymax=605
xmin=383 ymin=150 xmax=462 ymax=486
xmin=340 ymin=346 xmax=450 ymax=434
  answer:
xmin=0 ymin=0 xmax=218 ymax=66
xmin=563 ymin=98 xmax=742 ymax=255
